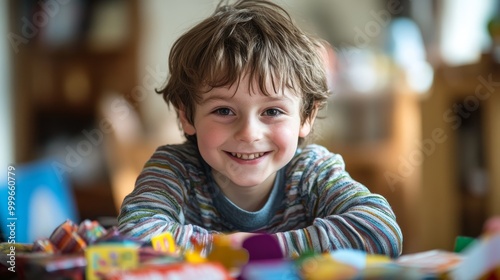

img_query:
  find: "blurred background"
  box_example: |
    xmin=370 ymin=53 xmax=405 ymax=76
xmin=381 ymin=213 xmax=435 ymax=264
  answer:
xmin=1 ymin=0 xmax=499 ymax=254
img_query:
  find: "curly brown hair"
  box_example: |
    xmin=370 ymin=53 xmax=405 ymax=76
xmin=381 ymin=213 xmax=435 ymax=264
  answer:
xmin=157 ymin=0 xmax=330 ymax=144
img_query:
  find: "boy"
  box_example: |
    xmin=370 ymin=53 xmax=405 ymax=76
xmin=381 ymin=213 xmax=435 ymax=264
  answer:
xmin=118 ymin=0 xmax=402 ymax=258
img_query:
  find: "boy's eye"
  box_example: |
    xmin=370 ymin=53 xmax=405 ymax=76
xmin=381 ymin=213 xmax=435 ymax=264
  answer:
xmin=263 ymin=108 xmax=282 ymax=116
xmin=214 ymin=108 xmax=233 ymax=116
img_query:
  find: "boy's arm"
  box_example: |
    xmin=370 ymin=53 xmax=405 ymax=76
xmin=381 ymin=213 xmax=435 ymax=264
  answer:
xmin=275 ymin=153 xmax=403 ymax=258
xmin=117 ymin=159 xmax=217 ymax=252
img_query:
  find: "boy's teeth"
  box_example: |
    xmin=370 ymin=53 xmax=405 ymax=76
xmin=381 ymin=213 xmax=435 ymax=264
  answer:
xmin=231 ymin=152 xmax=264 ymax=159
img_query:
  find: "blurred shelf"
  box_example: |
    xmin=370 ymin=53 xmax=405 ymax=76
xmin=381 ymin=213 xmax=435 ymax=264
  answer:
xmin=420 ymin=52 xmax=500 ymax=251
xmin=326 ymin=141 xmax=395 ymax=170
xmin=10 ymin=0 xmax=140 ymax=222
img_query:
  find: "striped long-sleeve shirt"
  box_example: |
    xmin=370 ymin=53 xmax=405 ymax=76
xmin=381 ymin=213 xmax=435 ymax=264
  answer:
xmin=117 ymin=141 xmax=403 ymax=258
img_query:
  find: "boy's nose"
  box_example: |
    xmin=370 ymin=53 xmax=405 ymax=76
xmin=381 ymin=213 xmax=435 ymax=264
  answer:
xmin=234 ymin=117 xmax=263 ymax=143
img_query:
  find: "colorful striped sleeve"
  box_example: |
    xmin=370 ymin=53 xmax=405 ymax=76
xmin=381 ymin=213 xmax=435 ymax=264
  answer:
xmin=275 ymin=145 xmax=403 ymax=258
xmin=117 ymin=145 xmax=215 ymax=252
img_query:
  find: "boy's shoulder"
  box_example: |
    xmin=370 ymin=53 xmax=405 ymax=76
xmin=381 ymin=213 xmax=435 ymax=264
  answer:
xmin=289 ymin=144 xmax=344 ymax=170
xmin=150 ymin=141 xmax=201 ymax=165
xmin=294 ymin=144 xmax=337 ymax=160
xmin=285 ymin=144 xmax=346 ymax=194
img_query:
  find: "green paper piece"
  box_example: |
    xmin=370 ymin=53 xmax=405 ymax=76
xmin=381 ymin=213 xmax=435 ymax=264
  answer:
xmin=454 ymin=236 xmax=476 ymax=253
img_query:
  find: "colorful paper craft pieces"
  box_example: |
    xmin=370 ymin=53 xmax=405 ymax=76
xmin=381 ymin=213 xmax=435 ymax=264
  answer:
xmin=297 ymin=252 xmax=358 ymax=280
xmin=396 ymin=249 xmax=463 ymax=275
xmin=77 ymin=219 xmax=107 ymax=244
xmin=240 ymin=259 xmax=300 ymax=280
xmin=151 ymin=232 xmax=177 ymax=254
xmin=49 ymin=220 xmax=87 ymax=253
xmin=242 ymin=234 xmax=283 ymax=262
xmin=104 ymin=261 xmax=232 ymax=280
xmin=450 ymin=233 xmax=500 ymax=280
xmin=207 ymin=235 xmax=249 ymax=271
xmin=32 ymin=238 xmax=59 ymax=254
xmin=85 ymin=243 xmax=139 ymax=280
xmin=329 ymin=249 xmax=368 ymax=270
xmin=184 ymin=235 xmax=207 ymax=263
xmin=17 ymin=253 xmax=86 ymax=279
xmin=185 ymin=250 xmax=206 ymax=264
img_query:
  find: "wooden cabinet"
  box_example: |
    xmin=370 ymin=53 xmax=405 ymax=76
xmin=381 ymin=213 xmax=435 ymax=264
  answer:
xmin=419 ymin=54 xmax=500 ymax=251
xmin=10 ymin=0 xmax=139 ymax=221
xmin=319 ymin=54 xmax=500 ymax=253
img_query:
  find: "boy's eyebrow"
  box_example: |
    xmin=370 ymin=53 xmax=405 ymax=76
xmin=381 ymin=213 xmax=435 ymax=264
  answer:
xmin=201 ymin=92 xmax=296 ymax=104
xmin=200 ymin=94 xmax=228 ymax=104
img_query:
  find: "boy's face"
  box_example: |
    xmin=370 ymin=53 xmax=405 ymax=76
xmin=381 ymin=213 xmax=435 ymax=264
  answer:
xmin=180 ymin=75 xmax=315 ymax=190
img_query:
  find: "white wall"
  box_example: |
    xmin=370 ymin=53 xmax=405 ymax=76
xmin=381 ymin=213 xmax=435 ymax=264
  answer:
xmin=136 ymin=0 xmax=384 ymax=146
xmin=440 ymin=0 xmax=495 ymax=66
xmin=137 ymin=0 xmax=218 ymax=146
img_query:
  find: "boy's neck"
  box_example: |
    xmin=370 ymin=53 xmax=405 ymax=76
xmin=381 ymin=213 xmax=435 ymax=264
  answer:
xmin=212 ymin=171 xmax=277 ymax=212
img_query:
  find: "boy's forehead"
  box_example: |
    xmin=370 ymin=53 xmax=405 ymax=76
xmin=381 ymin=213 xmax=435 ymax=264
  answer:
xmin=201 ymin=82 xmax=298 ymax=98
xmin=199 ymin=81 xmax=300 ymax=103
xmin=199 ymin=73 xmax=301 ymax=97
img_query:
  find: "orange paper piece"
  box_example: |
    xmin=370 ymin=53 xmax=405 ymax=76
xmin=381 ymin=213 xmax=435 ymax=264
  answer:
xmin=207 ymin=236 xmax=249 ymax=271
xmin=185 ymin=250 xmax=206 ymax=264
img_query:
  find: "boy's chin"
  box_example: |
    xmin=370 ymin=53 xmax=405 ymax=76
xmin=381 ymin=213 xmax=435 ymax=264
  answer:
xmin=224 ymin=178 xmax=265 ymax=189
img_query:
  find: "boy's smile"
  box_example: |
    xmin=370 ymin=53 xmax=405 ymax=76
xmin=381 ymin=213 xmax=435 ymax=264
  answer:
xmin=179 ymin=74 xmax=315 ymax=210
xmin=228 ymin=151 xmax=266 ymax=160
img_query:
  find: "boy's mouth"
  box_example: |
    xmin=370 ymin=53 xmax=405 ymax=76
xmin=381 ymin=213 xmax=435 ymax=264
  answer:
xmin=228 ymin=152 xmax=266 ymax=160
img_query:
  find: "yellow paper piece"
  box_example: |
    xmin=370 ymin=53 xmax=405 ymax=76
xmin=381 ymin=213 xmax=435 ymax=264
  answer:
xmin=85 ymin=244 xmax=139 ymax=280
xmin=151 ymin=232 xmax=176 ymax=254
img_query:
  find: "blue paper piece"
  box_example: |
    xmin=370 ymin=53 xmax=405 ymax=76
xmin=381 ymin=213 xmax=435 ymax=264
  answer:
xmin=330 ymin=249 xmax=367 ymax=269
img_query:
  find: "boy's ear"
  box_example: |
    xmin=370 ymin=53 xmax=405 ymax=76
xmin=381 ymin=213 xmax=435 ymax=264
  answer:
xmin=178 ymin=109 xmax=196 ymax=135
xmin=299 ymin=106 xmax=319 ymax=138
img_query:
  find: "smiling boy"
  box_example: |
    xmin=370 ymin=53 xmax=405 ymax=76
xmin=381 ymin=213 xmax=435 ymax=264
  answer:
xmin=118 ymin=0 xmax=403 ymax=258
xmin=183 ymin=77 xmax=311 ymax=213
